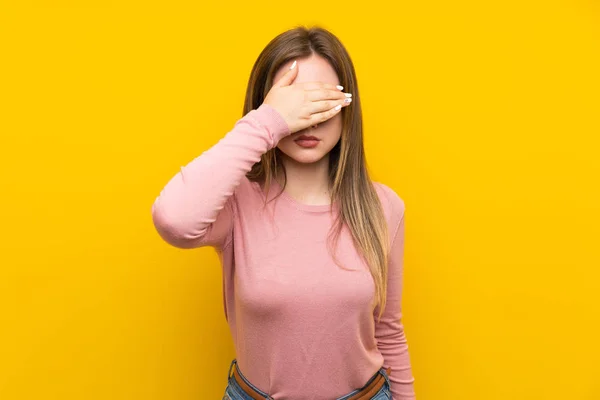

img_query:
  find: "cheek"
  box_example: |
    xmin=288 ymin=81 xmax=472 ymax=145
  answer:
xmin=276 ymin=135 xmax=294 ymax=147
xmin=322 ymin=118 xmax=342 ymax=141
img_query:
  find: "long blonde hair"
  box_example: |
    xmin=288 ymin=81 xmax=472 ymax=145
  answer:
xmin=244 ymin=25 xmax=391 ymax=322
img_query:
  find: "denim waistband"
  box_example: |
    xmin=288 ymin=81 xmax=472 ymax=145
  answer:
xmin=227 ymin=358 xmax=391 ymax=400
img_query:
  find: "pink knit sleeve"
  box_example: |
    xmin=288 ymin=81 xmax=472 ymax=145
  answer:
xmin=151 ymin=103 xmax=290 ymax=250
xmin=373 ymin=198 xmax=416 ymax=399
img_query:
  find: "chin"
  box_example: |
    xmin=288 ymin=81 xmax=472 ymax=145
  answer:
xmin=288 ymin=153 xmax=328 ymax=164
xmin=277 ymin=147 xmax=329 ymax=164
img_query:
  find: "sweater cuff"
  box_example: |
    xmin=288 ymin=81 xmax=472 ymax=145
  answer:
xmin=250 ymin=103 xmax=291 ymax=148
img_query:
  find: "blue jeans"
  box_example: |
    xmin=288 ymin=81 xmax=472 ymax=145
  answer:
xmin=223 ymin=358 xmax=392 ymax=400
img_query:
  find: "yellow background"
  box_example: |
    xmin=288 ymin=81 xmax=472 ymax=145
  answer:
xmin=1 ymin=1 xmax=599 ymax=399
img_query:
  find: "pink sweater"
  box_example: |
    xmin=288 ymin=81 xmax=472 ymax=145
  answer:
xmin=151 ymin=103 xmax=416 ymax=399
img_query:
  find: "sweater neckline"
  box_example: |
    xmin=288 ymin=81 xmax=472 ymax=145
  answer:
xmin=269 ymin=179 xmax=337 ymax=213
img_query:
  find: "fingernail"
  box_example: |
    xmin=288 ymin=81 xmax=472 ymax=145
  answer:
xmin=336 ymin=85 xmax=343 ymax=90
xmin=290 ymin=60 xmax=297 ymax=70
xmin=344 ymin=93 xmax=352 ymax=97
xmin=334 ymin=104 xmax=342 ymax=110
xmin=344 ymin=97 xmax=352 ymax=103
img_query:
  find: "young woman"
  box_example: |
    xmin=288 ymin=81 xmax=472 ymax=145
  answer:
xmin=151 ymin=26 xmax=416 ymax=400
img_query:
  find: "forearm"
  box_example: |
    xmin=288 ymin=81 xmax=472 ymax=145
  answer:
xmin=151 ymin=103 xmax=289 ymax=248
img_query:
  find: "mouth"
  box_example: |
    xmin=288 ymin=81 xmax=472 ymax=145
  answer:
xmin=293 ymin=135 xmax=321 ymax=148
xmin=294 ymin=135 xmax=320 ymax=141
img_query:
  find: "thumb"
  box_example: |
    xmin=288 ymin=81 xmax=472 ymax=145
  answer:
xmin=272 ymin=60 xmax=298 ymax=88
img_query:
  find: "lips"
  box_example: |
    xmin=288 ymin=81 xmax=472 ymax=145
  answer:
xmin=294 ymin=135 xmax=320 ymax=141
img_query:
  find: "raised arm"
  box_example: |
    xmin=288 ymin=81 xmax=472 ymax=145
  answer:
xmin=151 ymin=59 xmax=352 ymax=250
xmin=151 ymin=103 xmax=290 ymax=250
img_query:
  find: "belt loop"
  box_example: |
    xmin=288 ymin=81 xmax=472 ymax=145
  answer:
xmin=227 ymin=358 xmax=237 ymax=381
xmin=381 ymin=366 xmax=392 ymax=389
xmin=228 ymin=358 xmax=274 ymax=400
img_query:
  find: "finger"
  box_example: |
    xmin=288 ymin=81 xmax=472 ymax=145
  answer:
xmin=309 ymin=103 xmax=344 ymax=125
xmin=307 ymin=98 xmax=350 ymax=116
xmin=272 ymin=60 xmax=299 ymax=88
xmin=300 ymin=81 xmax=344 ymax=91
xmin=305 ymin=88 xmax=349 ymax=102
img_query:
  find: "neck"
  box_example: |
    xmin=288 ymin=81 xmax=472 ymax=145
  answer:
xmin=275 ymin=153 xmax=332 ymax=205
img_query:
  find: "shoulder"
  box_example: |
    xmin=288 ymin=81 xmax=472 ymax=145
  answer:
xmin=372 ymin=181 xmax=406 ymax=233
xmin=372 ymin=181 xmax=406 ymax=215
